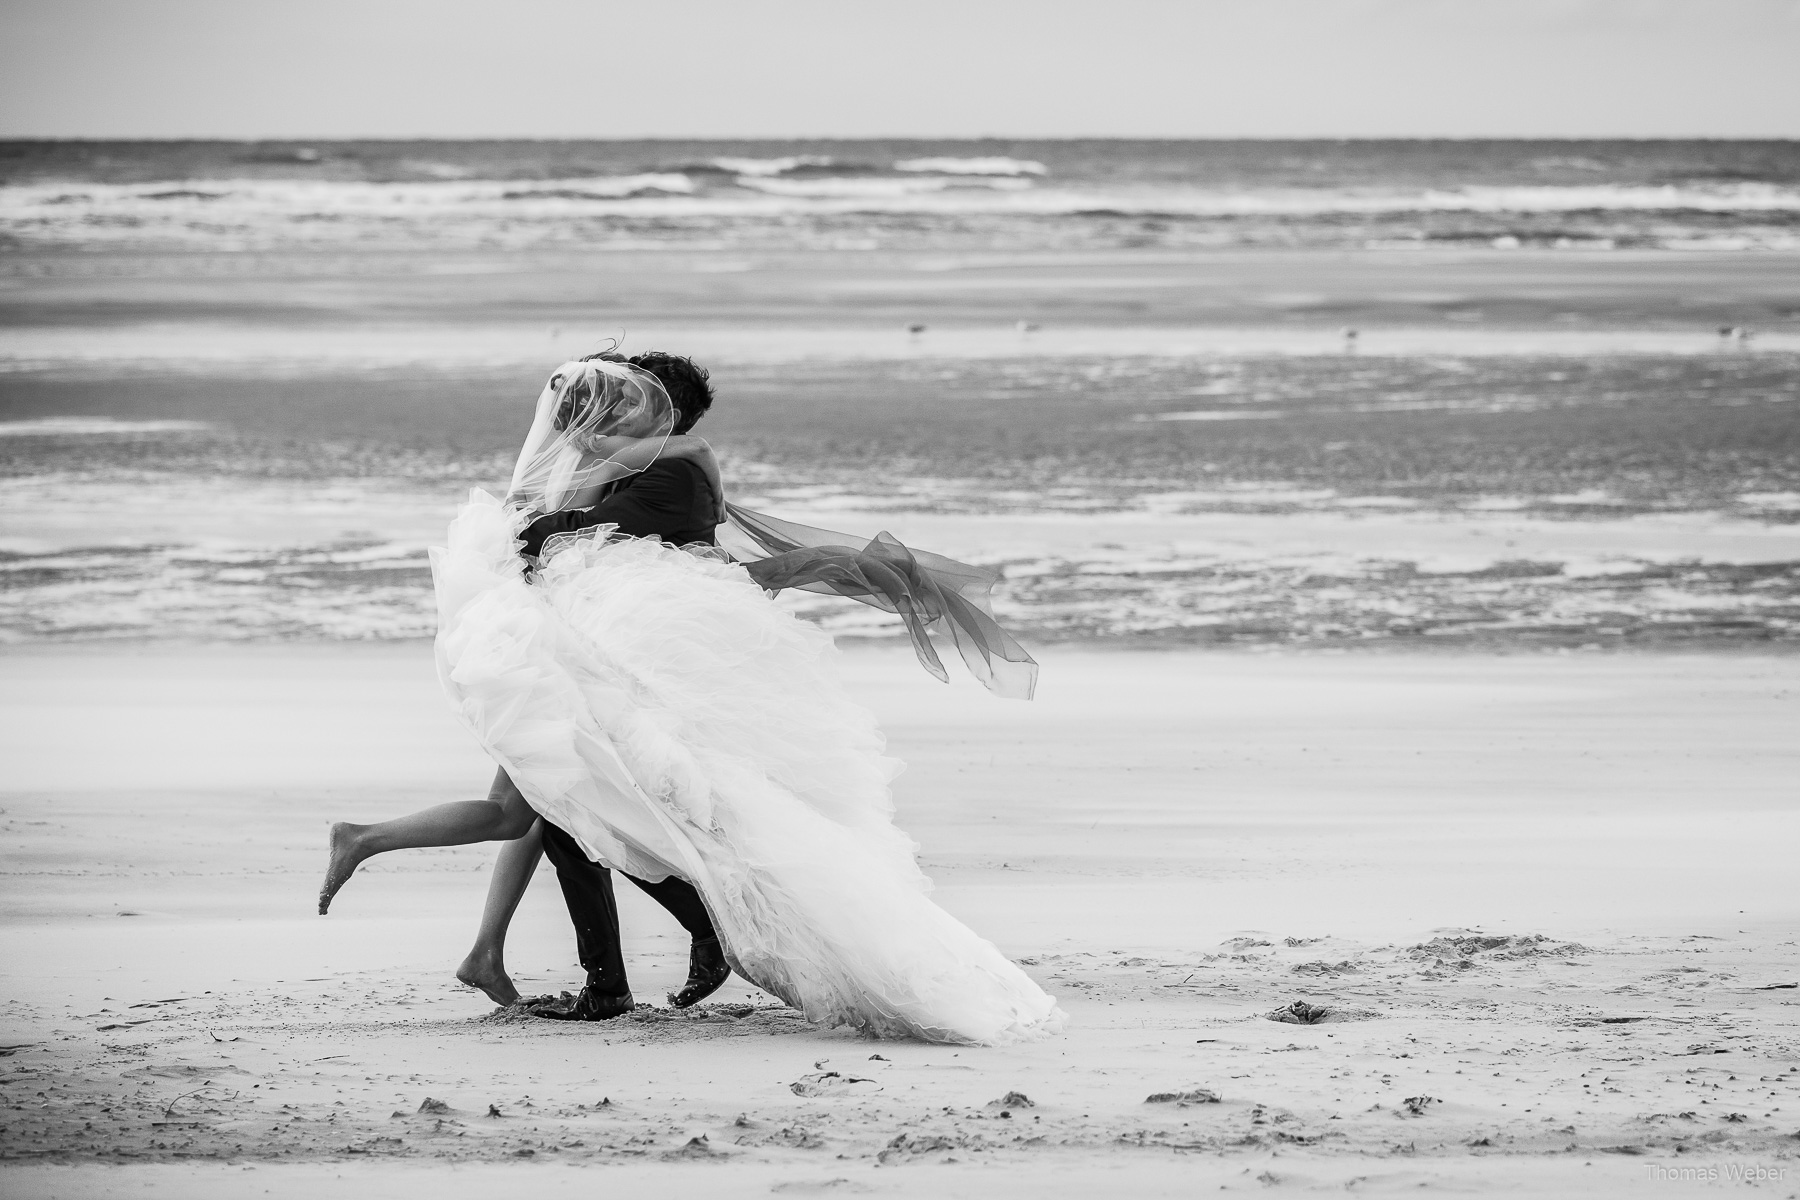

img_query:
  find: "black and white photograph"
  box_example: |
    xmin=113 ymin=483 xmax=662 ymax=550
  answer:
xmin=1 ymin=1 xmax=1797 ymax=1196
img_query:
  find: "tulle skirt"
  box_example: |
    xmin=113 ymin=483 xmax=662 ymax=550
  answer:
xmin=429 ymin=490 xmax=1063 ymax=1045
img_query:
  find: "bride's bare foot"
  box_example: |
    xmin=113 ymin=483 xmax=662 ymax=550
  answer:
xmin=318 ymin=822 xmax=370 ymax=915
xmin=455 ymin=946 xmax=519 ymax=1006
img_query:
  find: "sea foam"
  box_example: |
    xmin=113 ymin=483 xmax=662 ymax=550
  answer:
xmin=6 ymin=176 xmax=1799 ymax=252
xmin=0 ymin=417 xmax=213 ymax=437
xmin=893 ymin=156 xmax=1048 ymax=176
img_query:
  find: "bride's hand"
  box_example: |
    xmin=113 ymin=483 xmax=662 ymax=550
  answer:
xmin=657 ymin=434 xmax=715 ymax=462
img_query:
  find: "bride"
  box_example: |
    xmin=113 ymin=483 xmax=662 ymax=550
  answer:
xmin=318 ymin=353 xmax=1060 ymax=1045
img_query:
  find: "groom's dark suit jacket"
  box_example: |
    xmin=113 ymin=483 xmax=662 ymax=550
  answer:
xmin=520 ymin=458 xmax=719 ymax=559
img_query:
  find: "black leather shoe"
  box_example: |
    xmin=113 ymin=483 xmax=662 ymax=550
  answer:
xmin=669 ymin=937 xmax=732 ymax=1009
xmin=528 ymin=986 xmax=636 ymax=1022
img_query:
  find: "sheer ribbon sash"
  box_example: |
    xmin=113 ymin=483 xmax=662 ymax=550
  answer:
xmin=718 ymin=503 xmax=1037 ymax=701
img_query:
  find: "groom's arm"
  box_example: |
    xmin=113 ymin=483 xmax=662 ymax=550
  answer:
xmin=519 ymin=460 xmax=714 ymax=557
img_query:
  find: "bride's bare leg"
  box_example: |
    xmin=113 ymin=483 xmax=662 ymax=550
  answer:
xmin=456 ymin=819 xmax=544 ymax=1005
xmin=319 ymin=767 xmax=536 ymax=914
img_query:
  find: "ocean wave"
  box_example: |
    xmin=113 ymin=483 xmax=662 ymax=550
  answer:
xmin=894 ymin=156 xmax=1048 ymax=176
xmin=1290 ymin=183 xmax=1800 ymax=215
xmin=704 ymin=155 xmax=833 ymax=176
xmin=1739 ymin=492 xmax=1800 ymax=513
xmin=694 ymin=154 xmax=1047 ymax=178
xmin=0 ymin=417 xmax=213 ymax=437
xmin=734 ymin=175 xmax=1036 ymax=198
xmin=1054 ymin=182 xmax=1800 ymax=219
xmin=498 ymin=173 xmax=697 ymax=200
xmin=6 ymin=178 xmax=1795 ymax=219
xmin=398 ymin=158 xmax=473 ymax=180
xmin=4 ymin=177 xmax=1798 ymax=252
xmin=1139 ymin=410 xmax=1286 ymax=421
xmin=0 ymin=175 xmax=705 ymax=213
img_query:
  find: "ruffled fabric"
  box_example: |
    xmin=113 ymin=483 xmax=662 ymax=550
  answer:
xmin=431 ymin=489 xmax=1063 ymax=1045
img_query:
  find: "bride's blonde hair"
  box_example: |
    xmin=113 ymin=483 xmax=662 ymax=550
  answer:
xmin=510 ymin=358 xmax=676 ymax=513
xmin=581 ymin=345 xmax=715 ymax=434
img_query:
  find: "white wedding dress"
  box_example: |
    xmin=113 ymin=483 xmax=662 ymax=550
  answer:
xmin=430 ymin=489 xmax=1063 ymax=1045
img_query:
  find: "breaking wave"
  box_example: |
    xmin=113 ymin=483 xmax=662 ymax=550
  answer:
xmin=894 ymin=156 xmax=1048 ymax=176
xmin=5 ymin=141 xmax=1798 ymax=251
xmin=0 ymin=417 xmax=213 ymax=437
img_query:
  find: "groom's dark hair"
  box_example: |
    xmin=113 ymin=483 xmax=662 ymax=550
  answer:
xmin=583 ymin=348 xmax=715 ymax=435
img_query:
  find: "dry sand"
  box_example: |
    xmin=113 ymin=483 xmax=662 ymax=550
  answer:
xmin=3 ymin=644 xmax=1798 ymax=1197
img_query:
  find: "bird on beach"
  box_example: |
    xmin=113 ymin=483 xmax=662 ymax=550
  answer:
xmin=907 ymin=323 xmax=927 ymax=335
xmin=1340 ymin=327 xmax=1359 ymax=353
xmin=1016 ymin=320 xmax=1040 ymax=333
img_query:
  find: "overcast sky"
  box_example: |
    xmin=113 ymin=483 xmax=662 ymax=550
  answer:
xmin=3 ymin=0 xmax=1796 ymax=139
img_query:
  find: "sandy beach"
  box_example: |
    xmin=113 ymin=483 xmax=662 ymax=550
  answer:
xmin=3 ymin=642 xmax=1798 ymax=1196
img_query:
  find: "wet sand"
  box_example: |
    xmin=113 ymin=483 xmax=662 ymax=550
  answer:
xmin=8 ymin=246 xmax=1800 ymax=337
xmin=3 ymin=643 xmax=1797 ymax=1196
xmin=4 ymin=240 xmax=1797 ymax=650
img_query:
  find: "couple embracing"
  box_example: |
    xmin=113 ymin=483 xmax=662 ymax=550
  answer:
xmin=320 ymin=349 xmax=1061 ymax=1046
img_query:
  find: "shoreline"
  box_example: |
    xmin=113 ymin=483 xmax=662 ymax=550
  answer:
xmin=8 ymin=319 xmax=1800 ymax=371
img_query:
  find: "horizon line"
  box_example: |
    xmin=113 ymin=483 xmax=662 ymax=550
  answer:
xmin=5 ymin=134 xmax=1798 ymax=145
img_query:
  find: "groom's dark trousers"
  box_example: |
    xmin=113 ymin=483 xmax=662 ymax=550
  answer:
xmin=517 ymin=457 xmax=723 ymax=991
xmin=539 ymin=827 xmax=714 ymax=993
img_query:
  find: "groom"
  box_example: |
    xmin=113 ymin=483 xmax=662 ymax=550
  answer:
xmin=517 ymin=349 xmax=732 ymax=1021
